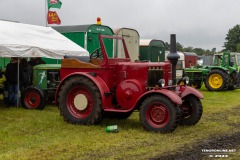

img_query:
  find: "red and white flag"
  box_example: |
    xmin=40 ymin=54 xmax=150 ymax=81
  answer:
xmin=47 ymin=11 xmax=61 ymax=25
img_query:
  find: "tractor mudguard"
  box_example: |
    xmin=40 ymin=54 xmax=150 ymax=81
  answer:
xmin=179 ymin=85 xmax=204 ymax=99
xmin=55 ymin=72 xmax=111 ymax=108
xmin=136 ymin=89 xmax=183 ymax=107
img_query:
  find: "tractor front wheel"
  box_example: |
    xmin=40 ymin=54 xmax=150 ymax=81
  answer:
xmin=21 ymin=86 xmax=46 ymax=110
xmin=139 ymin=95 xmax=180 ymax=133
xmin=58 ymin=76 xmax=103 ymax=125
xmin=190 ymin=81 xmax=202 ymax=89
xmin=179 ymin=95 xmax=203 ymax=125
xmin=204 ymin=69 xmax=229 ymax=91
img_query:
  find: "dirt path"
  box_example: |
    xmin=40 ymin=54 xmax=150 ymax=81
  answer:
xmin=151 ymin=132 xmax=239 ymax=160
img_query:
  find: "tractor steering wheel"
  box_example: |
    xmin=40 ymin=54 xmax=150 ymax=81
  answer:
xmin=90 ymin=47 xmax=103 ymax=60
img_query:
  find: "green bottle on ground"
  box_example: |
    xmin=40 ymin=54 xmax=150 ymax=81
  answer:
xmin=105 ymin=125 xmax=118 ymax=133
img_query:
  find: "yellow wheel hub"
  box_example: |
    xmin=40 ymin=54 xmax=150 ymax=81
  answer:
xmin=208 ymin=73 xmax=223 ymax=89
xmin=179 ymin=81 xmax=185 ymax=85
xmin=191 ymin=83 xmax=198 ymax=88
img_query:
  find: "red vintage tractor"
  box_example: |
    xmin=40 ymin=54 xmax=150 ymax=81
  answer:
xmin=55 ymin=35 xmax=203 ymax=133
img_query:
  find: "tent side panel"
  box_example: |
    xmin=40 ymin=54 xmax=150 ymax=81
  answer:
xmin=0 ymin=58 xmax=11 ymax=70
xmin=62 ymin=32 xmax=85 ymax=48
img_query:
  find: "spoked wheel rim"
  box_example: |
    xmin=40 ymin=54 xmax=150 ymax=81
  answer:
xmin=24 ymin=90 xmax=41 ymax=109
xmin=209 ymin=73 xmax=223 ymax=89
xmin=67 ymin=86 xmax=94 ymax=118
xmin=146 ymin=102 xmax=170 ymax=128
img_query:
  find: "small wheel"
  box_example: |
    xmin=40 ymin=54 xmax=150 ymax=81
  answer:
xmin=90 ymin=48 xmax=103 ymax=60
xmin=179 ymin=95 xmax=203 ymax=125
xmin=190 ymin=81 xmax=202 ymax=89
xmin=21 ymin=86 xmax=46 ymax=110
xmin=58 ymin=76 xmax=103 ymax=125
xmin=177 ymin=79 xmax=185 ymax=85
xmin=139 ymin=95 xmax=180 ymax=133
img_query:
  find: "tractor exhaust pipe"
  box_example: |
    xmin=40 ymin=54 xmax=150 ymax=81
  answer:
xmin=167 ymin=34 xmax=179 ymax=85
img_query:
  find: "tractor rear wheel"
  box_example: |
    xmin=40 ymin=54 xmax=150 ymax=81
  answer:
xmin=139 ymin=95 xmax=180 ymax=133
xmin=179 ymin=95 xmax=203 ymax=125
xmin=228 ymin=72 xmax=237 ymax=90
xmin=58 ymin=76 xmax=103 ymax=125
xmin=21 ymin=86 xmax=46 ymax=110
xmin=204 ymin=69 xmax=229 ymax=91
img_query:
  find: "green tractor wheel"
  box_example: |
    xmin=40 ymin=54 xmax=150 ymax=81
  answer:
xmin=190 ymin=81 xmax=202 ymax=89
xmin=228 ymin=72 xmax=237 ymax=90
xmin=21 ymin=86 xmax=46 ymax=110
xmin=204 ymin=69 xmax=230 ymax=91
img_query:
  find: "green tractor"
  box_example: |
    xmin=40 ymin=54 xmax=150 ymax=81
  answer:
xmin=21 ymin=64 xmax=61 ymax=109
xmin=183 ymin=51 xmax=238 ymax=91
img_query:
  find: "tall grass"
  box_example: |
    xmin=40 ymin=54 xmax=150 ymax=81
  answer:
xmin=0 ymin=87 xmax=239 ymax=160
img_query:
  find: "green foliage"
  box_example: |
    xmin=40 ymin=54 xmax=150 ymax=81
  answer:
xmin=0 ymin=88 xmax=240 ymax=159
xmin=176 ymin=42 xmax=183 ymax=51
xmin=224 ymin=24 xmax=240 ymax=52
xmin=165 ymin=42 xmax=215 ymax=55
xmin=192 ymin=48 xmax=205 ymax=55
xmin=237 ymin=43 xmax=240 ymax=52
xmin=184 ymin=46 xmax=193 ymax=52
xmin=165 ymin=42 xmax=170 ymax=50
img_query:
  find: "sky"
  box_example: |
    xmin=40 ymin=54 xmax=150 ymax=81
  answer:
xmin=0 ymin=0 xmax=240 ymax=52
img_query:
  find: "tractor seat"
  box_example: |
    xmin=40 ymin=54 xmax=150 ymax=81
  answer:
xmin=64 ymin=55 xmax=90 ymax=62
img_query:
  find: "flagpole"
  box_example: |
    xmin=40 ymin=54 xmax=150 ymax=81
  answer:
xmin=45 ymin=0 xmax=48 ymax=27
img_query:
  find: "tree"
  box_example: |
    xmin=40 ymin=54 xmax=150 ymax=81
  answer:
xmin=237 ymin=43 xmax=240 ymax=52
xmin=177 ymin=42 xmax=183 ymax=51
xmin=224 ymin=24 xmax=240 ymax=52
xmin=184 ymin=47 xmax=193 ymax=52
xmin=205 ymin=50 xmax=211 ymax=55
xmin=165 ymin=42 xmax=170 ymax=50
xmin=211 ymin=48 xmax=216 ymax=53
xmin=193 ymin=48 xmax=204 ymax=55
xmin=164 ymin=42 xmax=183 ymax=51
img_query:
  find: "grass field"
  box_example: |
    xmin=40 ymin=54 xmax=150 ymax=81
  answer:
xmin=0 ymin=87 xmax=239 ymax=160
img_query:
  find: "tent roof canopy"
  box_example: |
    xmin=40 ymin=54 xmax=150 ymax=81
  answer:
xmin=0 ymin=20 xmax=89 ymax=59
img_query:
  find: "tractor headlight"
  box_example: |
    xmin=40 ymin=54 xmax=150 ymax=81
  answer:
xmin=183 ymin=76 xmax=189 ymax=85
xmin=158 ymin=79 xmax=165 ymax=87
xmin=168 ymin=80 xmax=172 ymax=86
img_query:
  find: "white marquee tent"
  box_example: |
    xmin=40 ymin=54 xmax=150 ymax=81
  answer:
xmin=0 ymin=20 xmax=89 ymax=107
xmin=0 ymin=20 xmax=89 ymax=58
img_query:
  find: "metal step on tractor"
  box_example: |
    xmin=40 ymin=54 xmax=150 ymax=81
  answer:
xmin=182 ymin=51 xmax=239 ymax=91
xmin=54 ymin=34 xmax=204 ymax=133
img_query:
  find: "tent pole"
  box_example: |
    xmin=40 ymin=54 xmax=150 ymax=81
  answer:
xmin=17 ymin=58 xmax=19 ymax=108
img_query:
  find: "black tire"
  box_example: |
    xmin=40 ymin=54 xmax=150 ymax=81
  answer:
xmin=236 ymin=73 xmax=240 ymax=88
xmin=177 ymin=79 xmax=185 ymax=85
xmin=179 ymin=95 xmax=203 ymax=125
xmin=139 ymin=95 xmax=180 ymax=133
xmin=58 ymin=76 xmax=103 ymax=125
xmin=104 ymin=111 xmax=133 ymax=119
xmin=190 ymin=81 xmax=202 ymax=89
xmin=228 ymin=72 xmax=237 ymax=90
xmin=21 ymin=86 xmax=46 ymax=110
xmin=204 ymin=69 xmax=230 ymax=91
